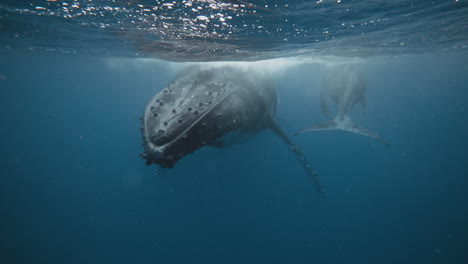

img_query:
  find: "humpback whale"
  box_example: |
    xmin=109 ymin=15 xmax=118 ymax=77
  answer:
xmin=296 ymin=64 xmax=389 ymax=145
xmin=140 ymin=66 xmax=326 ymax=195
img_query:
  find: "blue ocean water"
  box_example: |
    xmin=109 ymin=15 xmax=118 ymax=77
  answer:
xmin=1 ymin=1 xmax=468 ymax=264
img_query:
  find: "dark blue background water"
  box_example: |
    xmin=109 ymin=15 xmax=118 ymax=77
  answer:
xmin=1 ymin=51 xmax=467 ymax=263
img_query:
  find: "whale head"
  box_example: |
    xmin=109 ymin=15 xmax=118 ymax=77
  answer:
xmin=140 ymin=66 xmax=276 ymax=168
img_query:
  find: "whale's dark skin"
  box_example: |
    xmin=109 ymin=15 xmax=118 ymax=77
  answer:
xmin=140 ymin=66 xmax=326 ymax=195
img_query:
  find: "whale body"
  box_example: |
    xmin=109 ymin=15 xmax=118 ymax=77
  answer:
xmin=140 ymin=66 xmax=326 ymax=195
xmin=297 ymin=64 xmax=389 ymax=145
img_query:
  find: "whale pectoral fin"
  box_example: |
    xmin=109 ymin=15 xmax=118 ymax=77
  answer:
xmin=346 ymin=122 xmax=390 ymax=146
xmin=270 ymin=122 xmax=327 ymax=196
xmin=294 ymin=120 xmax=337 ymax=136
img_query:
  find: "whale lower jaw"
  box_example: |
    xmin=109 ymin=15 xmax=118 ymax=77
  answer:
xmin=140 ymin=141 xmax=174 ymax=167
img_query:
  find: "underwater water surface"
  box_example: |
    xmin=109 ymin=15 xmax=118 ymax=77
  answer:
xmin=1 ymin=1 xmax=468 ymax=264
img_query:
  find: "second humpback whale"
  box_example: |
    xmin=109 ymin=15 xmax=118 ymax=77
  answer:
xmin=140 ymin=66 xmax=326 ymax=195
xmin=296 ymin=64 xmax=389 ymax=145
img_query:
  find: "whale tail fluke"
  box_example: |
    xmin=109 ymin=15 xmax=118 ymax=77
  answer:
xmin=346 ymin=121 xmax=390 ymax=146
xmin=294 ymin=121 xmax=337 ymax=134
xmin=295 ymin=117 xmax=390 ymax=146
